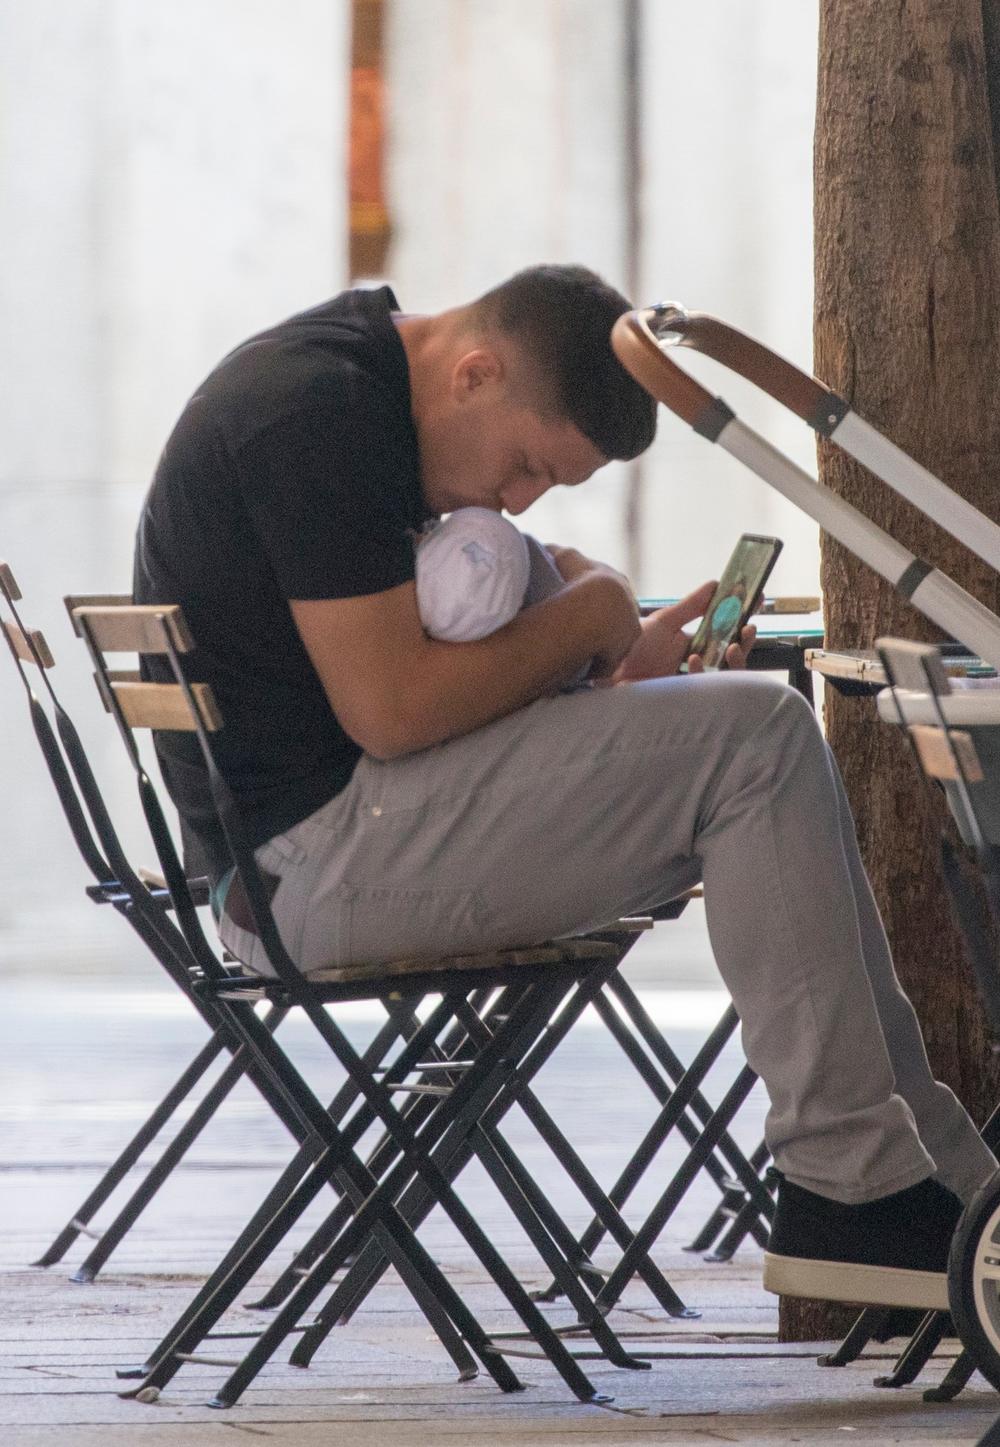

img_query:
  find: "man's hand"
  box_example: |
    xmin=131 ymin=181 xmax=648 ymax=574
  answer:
xmin=546 ymin=546 xmax=641 ymax=677
xmin=611 ymin=580 xmax=758 ymax=683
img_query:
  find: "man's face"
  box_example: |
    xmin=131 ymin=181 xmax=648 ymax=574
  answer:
xmin=417 ymin=344 xmax=609 ymax=517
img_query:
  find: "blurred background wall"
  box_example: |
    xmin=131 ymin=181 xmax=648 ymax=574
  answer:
xmin=1 ymin=0 xmax=818 ymax=968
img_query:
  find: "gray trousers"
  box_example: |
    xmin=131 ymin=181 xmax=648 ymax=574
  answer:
xmin=219 ymin=671 xmax=997 ymax=1205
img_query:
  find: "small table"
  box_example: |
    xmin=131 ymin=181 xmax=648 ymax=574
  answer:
xmin=806 ymin=646 xmax=999 ymax=698
xmin=749 ymin=621 xmax=825 ymax=703
xmin=805 ymin=646 xmax=888 ymax=696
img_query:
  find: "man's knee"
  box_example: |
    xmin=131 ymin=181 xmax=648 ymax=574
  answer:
xmin=706 ymin=671 xmax=815 ymax=735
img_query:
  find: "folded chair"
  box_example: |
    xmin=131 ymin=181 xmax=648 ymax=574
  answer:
xmin=0 ymin=566 xmax=283 ymax=1278
xmin=815 ymin=640 xmax=1000 ymax=1406
xmin=73 ymin=599 xmax=709 ymax=1404
xmin=0 ymin=565 xmax=422 ymax=1286
xmin=252 ymin=942 xmax=774 ymax=1332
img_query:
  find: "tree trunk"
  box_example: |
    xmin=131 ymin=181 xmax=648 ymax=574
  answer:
xmin=781 ymin=0 xmax=1000 ymax=1342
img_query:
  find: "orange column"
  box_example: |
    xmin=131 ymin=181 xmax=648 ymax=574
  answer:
xmin=349 ymin=0 xmax=391 ymax=280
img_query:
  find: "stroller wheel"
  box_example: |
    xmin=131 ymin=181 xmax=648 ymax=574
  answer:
xmin=949 ymin=1173 xmax=1000 ymax=1393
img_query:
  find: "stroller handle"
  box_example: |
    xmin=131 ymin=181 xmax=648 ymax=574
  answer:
xmin=612 ymin=304 xmax=848 ymax=439
xmin=612 ymin=303 xmax=1000 ymax=671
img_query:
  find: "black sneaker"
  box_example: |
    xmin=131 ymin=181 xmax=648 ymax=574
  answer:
xmin=762 ymin=1174 xmax=963 ymax=1311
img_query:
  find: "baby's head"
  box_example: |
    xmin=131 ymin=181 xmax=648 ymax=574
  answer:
xmin=415 ymin=508 xmax=532 ymax=642
xmin=415 ymin=507 xmax=591 ymax=682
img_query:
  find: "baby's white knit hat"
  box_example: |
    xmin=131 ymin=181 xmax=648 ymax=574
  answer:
xmin=416 ymin=508 xmax=530 ymax=642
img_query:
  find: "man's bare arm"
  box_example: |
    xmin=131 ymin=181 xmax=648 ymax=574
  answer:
xmin=291 ymin=572 xmax=639 ymax=760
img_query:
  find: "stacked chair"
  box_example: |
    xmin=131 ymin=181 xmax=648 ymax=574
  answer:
xmin=3 ymin=564 xmax=777 ymax=1405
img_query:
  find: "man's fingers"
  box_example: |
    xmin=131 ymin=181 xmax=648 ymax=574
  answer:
xmin=663 ymin=580 xmax=718 ymax=628
xmin=724 ymin=624 xmax=757 ymax=670
xmin=685 ymin=652 xmax=705 ymax=675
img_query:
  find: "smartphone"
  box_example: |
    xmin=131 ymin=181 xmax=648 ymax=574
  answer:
xmin=680 ymin=533 xmax=784 ymax=672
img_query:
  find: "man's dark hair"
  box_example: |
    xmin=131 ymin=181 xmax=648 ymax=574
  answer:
xmin=472 ymin=264 xmax=657 ymax=461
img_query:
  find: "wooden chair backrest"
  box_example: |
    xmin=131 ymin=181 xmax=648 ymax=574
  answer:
xmin=71 ymin=603 xmax=220 ymax=734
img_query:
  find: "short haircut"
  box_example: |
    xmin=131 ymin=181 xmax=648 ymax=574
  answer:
xmin=472 ymin=265 xmax=657 ymax=461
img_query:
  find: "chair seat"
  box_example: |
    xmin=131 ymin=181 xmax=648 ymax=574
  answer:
xmin=308 ymin=935 xmax=623 ymax=985
xmin=208 ymin=932 xmax=632 ymax=1000
xmin=209 ymin=915 xmax=656 ymax=996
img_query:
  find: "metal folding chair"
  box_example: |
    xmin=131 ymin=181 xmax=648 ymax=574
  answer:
xmin=0 ymin=566 xmax=269 ymax=1277
xmin=250 ymin=919 xmax=774 ymax=1330
xmin=0 ymin=564 xmax=421 ymax=1285
xmin=73 ymin=598 xmax=713 ymax=1404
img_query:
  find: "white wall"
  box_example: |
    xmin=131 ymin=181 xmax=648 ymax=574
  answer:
xmin=638 ymin=1 xmax=821 ymax=598
xmin=0 ymin=0 xmax=350 ymax=965
xmin=387 ymin=0 xmax=820 ymax=595
xmin=386 ymin=0 xmax=635 ymax=568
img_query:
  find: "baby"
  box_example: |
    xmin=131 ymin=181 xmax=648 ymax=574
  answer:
xmin=415 ymin=508 xmax=588 ymax=669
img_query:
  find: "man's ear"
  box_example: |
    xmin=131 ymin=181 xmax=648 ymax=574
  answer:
xmin=451 ymin=347 xmax=504 ymax=403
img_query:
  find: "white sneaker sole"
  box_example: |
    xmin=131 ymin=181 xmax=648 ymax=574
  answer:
xmin=762 ymin=1251 xmax=948 ymax=1311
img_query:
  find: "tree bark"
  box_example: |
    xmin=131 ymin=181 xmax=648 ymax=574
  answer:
xmin=781 ymin=0 xmax=1000 ymax=1342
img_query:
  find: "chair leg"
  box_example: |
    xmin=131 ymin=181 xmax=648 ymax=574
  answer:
xmin=498 ymin=1086 xmax=693 ymax=1318
xmin=453 ymin=985 xmax=693 ymax=1319
xmin=119 ymin=1000 xmax=470 ymax=1372
xmin=72 ymin=1023 xmax=290 ymax=1281
xmin=246 ymin=1000 xmax=449 ymax=1310
xmin=817 ymin=1307 xmax=892 ymax=1367
xmin=606 ymin=979 xmax=774 ymax=1249
xmin=129 ymin=1135 xmax=493 ymax=1403
xmin=467 ymin=1125 xmax=652 ymax=1371
xmin=697 ymin=1149 xmax=776 ymax=1261
xmin=202 ymin=995 xmax=539 ymax=1404
xmin=309 ymin=969 xmax=619 ymax=1329
xmin=592 ymin=987 xmax=752 ymax=1218
xmin=314 ymin=957 xmax=692 ymax=1336
xmin=282 ymin=982 xmax=549 ymax=1329
xmin=873 ymin=1311 xmax=950 ymax=1389
xmin=558 ymin=1007 xmax=759 ymax=1300
xmin=593 ymin=1064 xmax=761 ymax=1313
xmin=33 ymin=1032 xmax=227 ymax=1269
xmin=686 ymin=1140 xmax=773 ymax=1257
xmin=272 ymin=980 xmax=611 ymax=1402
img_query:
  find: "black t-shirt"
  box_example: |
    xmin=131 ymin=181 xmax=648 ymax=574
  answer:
xmin=133 ymin=286 xmax=432 ymax=882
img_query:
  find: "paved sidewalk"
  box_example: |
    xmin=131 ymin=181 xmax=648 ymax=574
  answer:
xmin=3 ymin=923 xmax=999 ymax=1444
xmin=3 ymin=1219 xmax=998 ymax=1446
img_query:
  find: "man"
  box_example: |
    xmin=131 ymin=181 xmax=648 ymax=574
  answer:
xmin=134 ymin=263 xmax=997 ymax=1317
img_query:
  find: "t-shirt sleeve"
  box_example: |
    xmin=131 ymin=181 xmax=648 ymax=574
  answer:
xmin=235 ymin=372 xmax=420 ymax=601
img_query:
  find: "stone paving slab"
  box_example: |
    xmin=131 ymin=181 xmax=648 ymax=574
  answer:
xmin=3 ymin=1250 xmax=1000 ymax=1446
xmin=4 ymin=960 xmax=1000 ymax=1442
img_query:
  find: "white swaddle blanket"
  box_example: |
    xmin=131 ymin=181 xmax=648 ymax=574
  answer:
xmin=415 ymin=508 xmax=591 ymax=683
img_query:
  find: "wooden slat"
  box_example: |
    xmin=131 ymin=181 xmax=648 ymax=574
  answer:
xmin=112 ymin=680 xmax=221 ymax=732
xmin=72 ymin=604 xmax=195 ymax=654
xmin=0 ymin=561 xmax=22 ymax=602
xmin=766 ymin=595 xmax=821 ymax=614
xmin=64 ymin=593 xmax=131 ymax=635
xmin=909 ymin=724 xmax=984 ymax=783
xmin=307 ymin=937 xmax=620 ymax=986
xmin=3 ymin=618 xmax=54 ymax=669
xmin=92 ymin=670 xmax=144 ymax=712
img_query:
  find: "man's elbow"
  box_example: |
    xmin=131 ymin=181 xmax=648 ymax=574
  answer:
xmin=358 ymin=729 xmax=414 ymax=763
xmin=341 ymin=703 xmax=436 ymax=762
